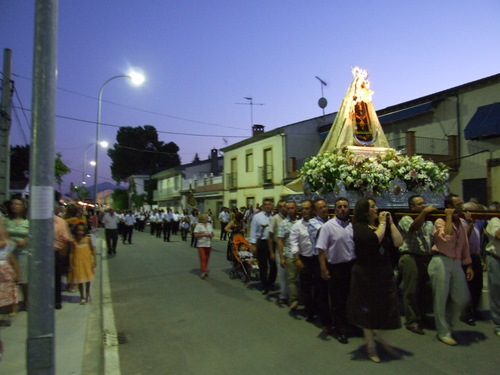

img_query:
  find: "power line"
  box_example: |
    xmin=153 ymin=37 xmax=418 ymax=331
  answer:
xmin=12 ymin=72 xmax=248 ymax=131
xmin=10 ymin=85 xmax=32 ymax=144
xmin=12 ymin=105 xmax=247 ymax=139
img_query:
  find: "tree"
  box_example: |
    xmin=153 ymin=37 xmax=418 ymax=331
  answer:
xmin=10 ymin=145 xmax=30 ymax=181
xmin=10 ymin=145 xmax=71 ymax=189
xmin=108 ymin=125 xmax=181 ymax=183
xmin=55 ymin=152 xmax=71 ymax=188
xmin=111 ymin=189 xmax=129 ymax=210
xmin=71 ymin=185 xmax=91 ymax=200
xmin=192 ymin=153 xmax=201 ymax=163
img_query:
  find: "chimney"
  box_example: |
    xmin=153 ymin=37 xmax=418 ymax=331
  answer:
xmin=210 ymin=148 xmax=219 ymax=175
xmin=252 ymin=124 xmax=265 ymax=136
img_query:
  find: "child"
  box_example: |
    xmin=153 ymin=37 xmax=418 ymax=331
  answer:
xmin=69 ymin=222 xmax=96 ymax=305
xmin=180 ymin=217 xmax=190 ymax=241
xmin=0 ymin=226 xmax=19 ymax=325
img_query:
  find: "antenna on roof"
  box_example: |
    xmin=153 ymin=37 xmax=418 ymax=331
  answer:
xmin=236 ymin=97 xmax=265 ymax=133
xmin=315 ymin=76 xmax=328 ymax=116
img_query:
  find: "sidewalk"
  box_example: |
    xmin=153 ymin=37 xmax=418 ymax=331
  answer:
xmin=0 ymin=244 xmax=104 ymax=374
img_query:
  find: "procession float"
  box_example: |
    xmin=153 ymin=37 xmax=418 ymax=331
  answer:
xmin=285 ymin=67 xmax=450 ymax=208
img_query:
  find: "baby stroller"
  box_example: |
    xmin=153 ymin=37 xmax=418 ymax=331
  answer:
xmin=227 ymin=234 xmax=259 ymax=283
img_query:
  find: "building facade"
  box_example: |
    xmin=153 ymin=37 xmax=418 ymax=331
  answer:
xmin=222 ymin=73 xmax=499 ymax=207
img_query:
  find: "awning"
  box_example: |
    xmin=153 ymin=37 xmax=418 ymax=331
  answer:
xmin=464 ymin=102 xmax=500 ymax=140
xmin=379 ymin=102 xmax=434 ymax=124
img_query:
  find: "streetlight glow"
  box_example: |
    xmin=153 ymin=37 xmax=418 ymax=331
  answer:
xmin=129 ymin=71 xmax=145 ymax=86
xmin=94 ymin=72 xmax=144 ymax=207
xmin=99 ymin=141 xmax=109 ymax=148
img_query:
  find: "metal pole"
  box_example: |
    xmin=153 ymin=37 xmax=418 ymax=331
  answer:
xmin=27 ymin=1 xmax=58 ymax=374
xmin=93 ymin=75 xmax=130 ymax=208
xmin=0 ymin=48 xmax=13 ymax=202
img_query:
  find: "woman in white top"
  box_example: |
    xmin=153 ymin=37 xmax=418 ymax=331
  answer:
xmin=194 ymin=213 xmax=214 ymax=279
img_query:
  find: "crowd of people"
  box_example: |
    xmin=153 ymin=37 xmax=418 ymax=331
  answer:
xmin=1 ymin=195 xmax=499 ymax=363
xmin=0 ymin=197 xmax=99 ymax=360
xmin=238 ymin=195 xmax=500 ymax=363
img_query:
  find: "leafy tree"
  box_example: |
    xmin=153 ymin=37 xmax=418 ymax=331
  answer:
xmin=10 ymin=145 xmax=30 ymax=181
xmin=55 ymin=152 xmax=71 ymax=187
xmin=71 ymin=185 xmax=91 ymax=200
xmin=10 ymin=146 xmax=71 ymax=189
xmin=111 ymin=189 xmax=129 ymax=210
xmin=108 ymin=125 xmax=181 ymax=183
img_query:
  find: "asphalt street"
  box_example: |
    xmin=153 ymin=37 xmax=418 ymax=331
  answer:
xmin=106 ymin=229 xmax=500 ymax=375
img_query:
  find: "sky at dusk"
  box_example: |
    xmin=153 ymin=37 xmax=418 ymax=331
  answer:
xmin=1 ymin=0 xmax=499 ymax=193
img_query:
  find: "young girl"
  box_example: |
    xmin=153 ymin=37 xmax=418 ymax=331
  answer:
xmin=69 ymin=222 xmax=96 ymax=305
xmin=0 ymin=225 xmax=19 ymax=322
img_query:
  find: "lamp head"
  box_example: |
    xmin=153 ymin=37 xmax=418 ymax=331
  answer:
xmin=129 ymin=71 xmax=145 ymax=86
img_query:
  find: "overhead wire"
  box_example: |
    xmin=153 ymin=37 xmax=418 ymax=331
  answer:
xmin=12 ymin=72 xmax=250 ymax=131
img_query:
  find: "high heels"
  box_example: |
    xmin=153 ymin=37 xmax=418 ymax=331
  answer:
xmin=367 ymin=344 xmax=381 ymax=363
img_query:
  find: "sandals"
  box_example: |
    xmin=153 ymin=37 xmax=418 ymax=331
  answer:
xmin=79 ymin=299 xmax=86 ymax=305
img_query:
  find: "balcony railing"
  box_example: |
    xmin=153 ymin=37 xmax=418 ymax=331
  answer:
xmin=153 ymin=188 xmax=180 ymax=201
xmin=388 ymin=136 xmax=448 ymax=155
xmin=225 ymin=172 xmax=238 ymax=189
xmin=258 ymin=165 xmax=273 ymax=185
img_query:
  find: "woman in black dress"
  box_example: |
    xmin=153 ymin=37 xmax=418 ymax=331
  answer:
xmin=348 ymin=198 xmax=403 ymax=362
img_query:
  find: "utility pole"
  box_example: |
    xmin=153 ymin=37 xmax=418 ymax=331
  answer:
xmin=0 ymin=48 xmax=13 ymax=202
xmin=27 ymin=1 xmax=59 ymax=374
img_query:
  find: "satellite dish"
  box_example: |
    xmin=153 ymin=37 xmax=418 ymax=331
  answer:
xmin=318 ymin=97 xmax=328 ymax=109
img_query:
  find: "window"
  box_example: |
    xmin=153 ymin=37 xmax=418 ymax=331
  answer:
xmin=245 ymin=150 xmax=253 ymax=172
xmin=263 ymin=148 xmax=273 ymax=183
xmin=227 ymin=157 xmax=238 ymax=188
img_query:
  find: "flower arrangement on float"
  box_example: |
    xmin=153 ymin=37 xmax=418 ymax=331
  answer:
xmin=299 ymin=147 xmax=449 ymax=197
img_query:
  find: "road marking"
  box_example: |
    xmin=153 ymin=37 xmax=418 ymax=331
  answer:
xmin=100 ymin=239 xmax=121 ymax=375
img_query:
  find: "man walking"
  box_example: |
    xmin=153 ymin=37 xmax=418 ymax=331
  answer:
xmin=290 ymin=200 xmax=316 ymax=320
xmin=317 ymin=197 xmax=355 ymax=343
xmin=277 ymin=201 xmax=299 ymax=309
xmin=398 ymin=195 xmax=436 ymax=335
xmin=123 ymin=210 xmax=136 ymax=244
xmin=269 ymin=200 xmax=287 ymax=304
xmin=219 ymin=207 xmax=230 ymax=241
xmin=429 ymin=194 xmax=474 ymax=345
xmin=250 ymin=199 xmax=277 ymax=295
xmin=102 ymin=208 xmax=120 ymax=257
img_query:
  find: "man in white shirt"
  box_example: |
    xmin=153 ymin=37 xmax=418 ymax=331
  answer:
xmin=249 ymin=199 xmax=276 ymax=295
xmin=485 ymin=216 xmax=500 ymax=336
xmin=317 ymin=197 xmax=355 ymax=343
xmin=219 ymin=208 xmax=231 ymax=240
xmin=123 ymin=210 xmax=136 ymax=244
xmin=163 ymin=208 xmax=174 ymax=242
xmin=290 ymin=200 xmax=316 ymax=320
xmin=277 ymin=201 xmax=299 ymax=309
xmin=269 ymin=200 xmax=287 ymax=304
xmin=102 ymin=208 xmax=120 ymax=257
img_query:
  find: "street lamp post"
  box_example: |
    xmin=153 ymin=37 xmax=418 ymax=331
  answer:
xmin=93 ymin=73 xmax=144 ymax=208
xmin=82 ymin=143 xmax=95 ymax=185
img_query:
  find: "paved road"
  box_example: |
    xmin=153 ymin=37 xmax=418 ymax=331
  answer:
xmin=107 ymin=230 xmax=500 ymax=375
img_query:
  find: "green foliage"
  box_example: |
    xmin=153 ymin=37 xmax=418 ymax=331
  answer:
xmin=55 ymin=152 xmax=71 ymax=184
xmin=10 ymin=145 xmax=71 ymax=184
xmin=130 ymin=193 xmax=147 ymax=209
xmin=111 ymin=189 xmax=129 ymax=210
xmin=144 ymin=179 xmax=157 ymax=205
xmin=10 ymin=145 xmax=30 ymax=181
xmin=107 ymin=125 xmax=181 ymax=183
xmin=71 ymin=185 xmax=91 ymax=200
